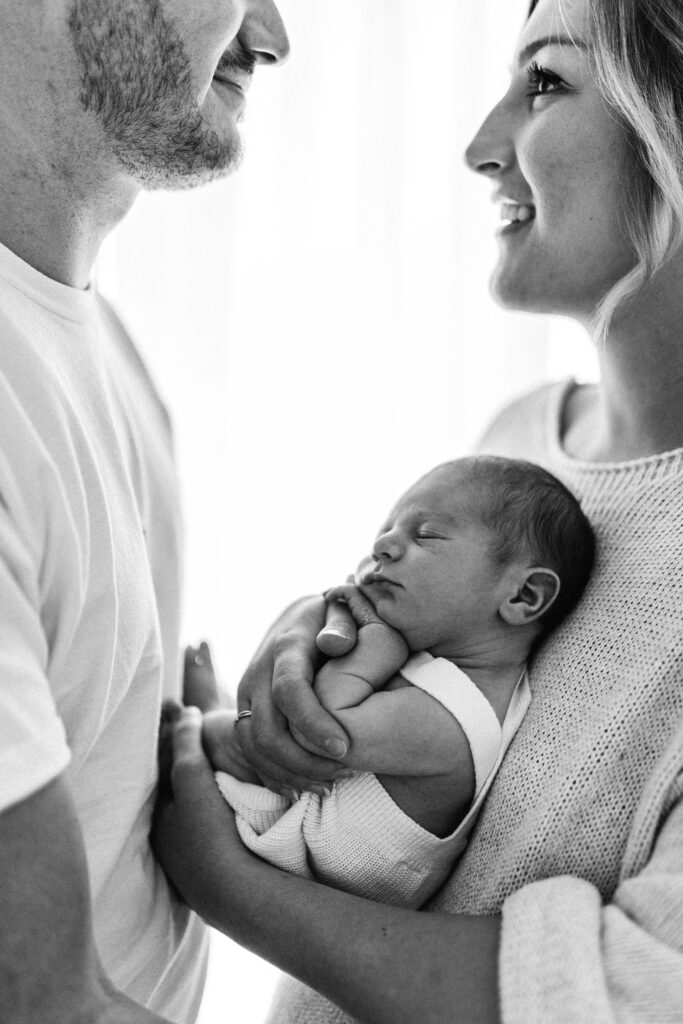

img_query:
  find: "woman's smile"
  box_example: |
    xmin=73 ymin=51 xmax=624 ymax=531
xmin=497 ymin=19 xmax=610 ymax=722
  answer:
xmin=466 ymin=0 xmax=636 ymax=321
xmin=497 ymin=202 xmax=536 ymax=237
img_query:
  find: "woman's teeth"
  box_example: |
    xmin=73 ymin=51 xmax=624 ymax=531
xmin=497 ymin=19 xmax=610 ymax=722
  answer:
xmin=501 ymin=202 xmax=535 ymax=224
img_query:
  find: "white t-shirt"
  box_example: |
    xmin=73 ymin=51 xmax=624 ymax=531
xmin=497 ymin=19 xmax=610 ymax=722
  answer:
xmin=0 ymin=241 xmax=207 ymax=1022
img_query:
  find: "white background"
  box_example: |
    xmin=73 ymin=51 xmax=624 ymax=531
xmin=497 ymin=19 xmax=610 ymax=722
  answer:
xmin=98 ymin=1 xmax=597 ymax=1020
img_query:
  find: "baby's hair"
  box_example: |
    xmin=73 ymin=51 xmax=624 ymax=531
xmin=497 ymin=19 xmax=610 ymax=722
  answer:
xmin=445 ymin=456 xmax=596 ymax=635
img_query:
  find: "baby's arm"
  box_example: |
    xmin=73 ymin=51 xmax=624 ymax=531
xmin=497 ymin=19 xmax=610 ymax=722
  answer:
xmin=309 ymin=588 xmax=476 ymax=836
xmin=309 ymin=587 xmax=464 ymax=772
xmin=331 ymin=682 xmax=476 ymax=835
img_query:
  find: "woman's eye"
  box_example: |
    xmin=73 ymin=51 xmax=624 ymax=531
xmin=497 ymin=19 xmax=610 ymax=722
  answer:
xmin=526 ymin=60 xmax=565 ymax=100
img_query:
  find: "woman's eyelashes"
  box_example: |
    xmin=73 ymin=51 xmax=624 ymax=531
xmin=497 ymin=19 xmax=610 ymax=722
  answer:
xmin=526 ymin=60 xmax=567 ymax=102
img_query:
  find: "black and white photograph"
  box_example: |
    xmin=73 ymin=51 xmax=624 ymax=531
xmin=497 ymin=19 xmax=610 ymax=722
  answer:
xmin=1 ymin=1 xmax=682 ymax=1022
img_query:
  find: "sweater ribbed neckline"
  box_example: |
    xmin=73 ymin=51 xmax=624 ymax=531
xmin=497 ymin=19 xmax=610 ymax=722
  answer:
xmin=545 ymin=379 xmax=683 ymax=487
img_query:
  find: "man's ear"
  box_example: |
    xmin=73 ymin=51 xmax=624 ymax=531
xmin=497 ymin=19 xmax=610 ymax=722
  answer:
xmin=498 ymin=567 xmax=560 ymax=627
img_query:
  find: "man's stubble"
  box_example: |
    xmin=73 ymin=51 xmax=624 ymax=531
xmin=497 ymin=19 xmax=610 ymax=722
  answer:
xmin=68 ymin=0 xmax=243 ymax=189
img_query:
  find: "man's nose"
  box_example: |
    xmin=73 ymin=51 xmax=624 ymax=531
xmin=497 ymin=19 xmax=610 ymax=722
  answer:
xmin=464 ymin=97 xmax=515 ymax=178
xmin=241 ymin=0 xmax=290 ymax=65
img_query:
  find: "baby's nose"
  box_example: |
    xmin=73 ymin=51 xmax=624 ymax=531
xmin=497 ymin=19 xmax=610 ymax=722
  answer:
xmin=373 ymin=533 xmax=402 ymax=561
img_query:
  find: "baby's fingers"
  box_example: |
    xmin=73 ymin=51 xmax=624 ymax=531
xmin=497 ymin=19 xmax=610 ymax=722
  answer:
xmin=324 ymin=584 xmax=383 ymax=627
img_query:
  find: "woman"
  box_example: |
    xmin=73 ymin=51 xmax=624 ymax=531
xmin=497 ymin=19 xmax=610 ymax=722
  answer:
xmin=153 ymin=0 xmax=683 ymax=1021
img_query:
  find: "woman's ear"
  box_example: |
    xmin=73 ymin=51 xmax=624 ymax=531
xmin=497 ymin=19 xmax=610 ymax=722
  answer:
xmin=498 ymin=567 xmax=560 ymax=627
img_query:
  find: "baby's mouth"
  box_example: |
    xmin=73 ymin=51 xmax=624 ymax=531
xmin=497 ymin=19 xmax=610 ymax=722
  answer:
xmin=360 ymin=570 xmax=402 ymax=589
xmin=358 ymin=567 xmax=378 ymax=586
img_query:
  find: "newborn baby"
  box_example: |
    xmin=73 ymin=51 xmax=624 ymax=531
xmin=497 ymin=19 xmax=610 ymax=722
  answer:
xmin=201 ymin=456 xmax=595 ymax=908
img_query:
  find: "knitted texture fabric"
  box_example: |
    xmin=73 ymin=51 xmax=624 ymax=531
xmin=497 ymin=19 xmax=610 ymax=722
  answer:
xmin=267 ymin=380 xmax=683 ymax=1024
xmin=217 ymin=659 xmax=529 ymax=909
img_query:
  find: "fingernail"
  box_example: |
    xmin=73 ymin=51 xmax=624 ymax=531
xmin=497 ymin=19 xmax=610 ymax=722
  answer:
xmin=321 ymin=628 xmax=350 ymax=640
xmin=336 ymin=769 xmax=354 ymax=780
xmin=187 ymin=647 xmax=205 ymax=668
xmin=325 ymin=738 xmax=348 ymax=758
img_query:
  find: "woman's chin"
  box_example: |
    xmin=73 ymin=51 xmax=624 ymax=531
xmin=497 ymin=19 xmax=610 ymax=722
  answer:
xmin=488 ymin=270 xmax=540 ymax=313
xmin=489 ymin=271 xmax=575 ymax=318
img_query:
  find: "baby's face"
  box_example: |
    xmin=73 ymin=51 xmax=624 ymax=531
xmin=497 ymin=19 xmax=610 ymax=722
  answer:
xmin=357 ymin=466 xmax=508 ymax=656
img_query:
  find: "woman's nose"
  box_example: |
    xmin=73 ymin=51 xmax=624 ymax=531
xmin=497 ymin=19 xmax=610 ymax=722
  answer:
xmin=241 ymin=0 xmax=290 ymax=65
xmin=373 ymin=532 xmax=404 ymax=562
xmin=464 ymin=98 xmax=515 ymax=178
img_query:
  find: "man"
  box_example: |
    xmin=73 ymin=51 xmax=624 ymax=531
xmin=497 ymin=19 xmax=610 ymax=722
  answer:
xmin=0 ymin=3 xmax=288 ymax=1022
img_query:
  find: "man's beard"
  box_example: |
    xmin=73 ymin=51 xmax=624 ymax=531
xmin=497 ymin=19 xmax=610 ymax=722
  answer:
xmin=69 ymin=0 xmax=248 ymax=188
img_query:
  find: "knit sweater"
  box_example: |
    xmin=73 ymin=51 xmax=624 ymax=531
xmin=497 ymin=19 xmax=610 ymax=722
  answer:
xmin=267 ymin=380 xmax=683 ymax=1024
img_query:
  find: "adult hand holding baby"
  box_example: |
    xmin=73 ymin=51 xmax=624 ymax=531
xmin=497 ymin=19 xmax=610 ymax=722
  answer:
xmin=235 ymin=594 xmax=358 ymax=792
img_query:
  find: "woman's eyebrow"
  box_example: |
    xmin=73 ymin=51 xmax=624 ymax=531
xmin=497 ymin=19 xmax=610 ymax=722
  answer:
xmin=516 ymin=35 xmax=588 ymax=69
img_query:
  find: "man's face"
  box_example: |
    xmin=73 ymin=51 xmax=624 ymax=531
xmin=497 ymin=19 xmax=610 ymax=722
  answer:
xmin=68 ymin=0 xmax=289 ymax=189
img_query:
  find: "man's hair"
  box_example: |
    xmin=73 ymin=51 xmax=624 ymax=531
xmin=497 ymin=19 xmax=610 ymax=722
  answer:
xmin=454 ymin=455 xmax=596 ymax=635
xmin=527 ymin=0 xmax=683 ymax=339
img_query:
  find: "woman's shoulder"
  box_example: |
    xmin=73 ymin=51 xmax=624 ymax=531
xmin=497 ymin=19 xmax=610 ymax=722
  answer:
xmin=476 ymin=379 xmax=573 ymax=462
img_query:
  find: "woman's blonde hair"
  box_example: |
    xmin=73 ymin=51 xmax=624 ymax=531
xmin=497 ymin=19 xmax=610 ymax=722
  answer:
xmin=529 ymin=0 xmax=683 ymax=338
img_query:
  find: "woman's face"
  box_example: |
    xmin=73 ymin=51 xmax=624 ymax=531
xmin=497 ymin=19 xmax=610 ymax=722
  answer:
xmin=465 ymin=0 xmax=637 ymax=321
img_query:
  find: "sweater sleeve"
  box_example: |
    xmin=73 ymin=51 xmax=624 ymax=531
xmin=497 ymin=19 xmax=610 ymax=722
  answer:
xmin=500 ymin=767 xmax=683 ymax=1024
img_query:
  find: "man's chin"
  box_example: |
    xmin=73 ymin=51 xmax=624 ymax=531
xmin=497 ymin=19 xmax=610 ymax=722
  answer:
xmin=119 ymin=134 xmax=244 ymax=192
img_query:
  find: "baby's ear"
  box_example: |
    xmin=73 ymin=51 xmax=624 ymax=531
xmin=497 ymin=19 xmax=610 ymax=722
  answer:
xmin=499 ymin=567 xmax=560 ymax=627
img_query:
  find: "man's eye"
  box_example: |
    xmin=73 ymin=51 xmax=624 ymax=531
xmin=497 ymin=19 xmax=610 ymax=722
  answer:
xmin=526 ymin=60 xmax=565 ymax=99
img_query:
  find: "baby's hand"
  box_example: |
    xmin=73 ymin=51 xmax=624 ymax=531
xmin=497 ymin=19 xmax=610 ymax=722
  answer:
xmin=320 ymin=583 xmax=408 ymax=667
xmin=321 ymin=583 xmax=385 ymax=629
xmin=314 ymin=585 xmax=409 ymax=717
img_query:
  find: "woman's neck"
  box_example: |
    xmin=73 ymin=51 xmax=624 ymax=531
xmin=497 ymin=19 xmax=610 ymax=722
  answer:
xmin=563 ymin=254 xmax=683 ymax=463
